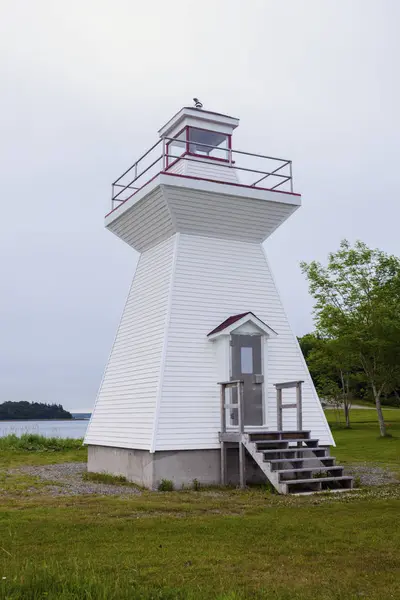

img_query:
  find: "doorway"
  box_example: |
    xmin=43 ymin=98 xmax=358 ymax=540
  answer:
xmin=230 ymin=334 xmax=264 ymax=426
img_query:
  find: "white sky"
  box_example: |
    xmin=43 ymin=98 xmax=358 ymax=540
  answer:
xmin=1 ymin=0 xmax=399 ymax=410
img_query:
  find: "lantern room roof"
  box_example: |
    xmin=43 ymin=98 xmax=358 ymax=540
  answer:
xmin=158 ymin=106 xmax=239 ymax=138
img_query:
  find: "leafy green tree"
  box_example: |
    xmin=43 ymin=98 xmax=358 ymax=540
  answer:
xmin=298 ymin=333 xmax=322 ymax=383
xmin=299 ymin=334 xmax=354 ymax=427
xmin=301 ymin=240 xmax=400 ymax=437
xmin=309 ymin=338 xmax=355 ymax=427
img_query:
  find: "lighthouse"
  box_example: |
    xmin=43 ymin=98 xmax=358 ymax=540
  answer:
xmin=84 ymin=104 xmax=351 ymax=494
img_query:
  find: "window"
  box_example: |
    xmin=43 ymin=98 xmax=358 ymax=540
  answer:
xmin=240 ymin=347 xmax=253 ymax=374
xmin=165 ymin=126 xmax=232 ymax=169
xmin=188 ymin=127 xmax=230 ymax=161
xmin=166 ymin=129 xmax=187 ymax=168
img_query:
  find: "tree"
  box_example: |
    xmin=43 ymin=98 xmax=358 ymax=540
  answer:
xmin=309 ymin=337 xmax=355 ymax=428
xmin=299 ymin=334 xmax=353 ymax=427
xmin=301 ymin=240 xmax=400 ymax=437
xmin=298 ymin=333 xmax=323 ymax=383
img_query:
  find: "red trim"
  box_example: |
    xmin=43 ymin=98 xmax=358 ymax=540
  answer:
xmin=208 ymin=311 xmax=277 ymax=337
xmin=227 ymin=135 xmax=233 ymax=164
xmin=160 ymin=171 xmax=301 ymax=197
xmin=185 ymin=125 xmax=189 ymax=148
xmin=208 ymin=312 xmax=251 ymax=336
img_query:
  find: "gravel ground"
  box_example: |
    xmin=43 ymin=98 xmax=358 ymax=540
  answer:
xmin=344 ymin=463 xmax=399 ymax=486
xmin=13 ymin=462 xmax=142 ymax=496
xmin=6 ymin=461 xmax=398 ymax=496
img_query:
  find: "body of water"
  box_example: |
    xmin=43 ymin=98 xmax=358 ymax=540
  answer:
xmin=0 ymin=419 xmax=89 ymax=439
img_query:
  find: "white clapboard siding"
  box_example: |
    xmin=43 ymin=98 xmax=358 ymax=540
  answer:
xmin=166 ymin=159 xmax=186 ymax=175
xmin=154 ymin=234 xmax=333 ymax=450
xmin=84 ymin=235 xmax=176 ymax=450
xmin=164 ymin=186 xmax=297 ymax=243
xmin=106 ymin=172 xmax=299 ymax=251
xmin=107 ymin=186 xmax=175 ymax=252
xmin=166 ymin=155 xmax=239 ymax=183
xmin=184 ymin=156 xmax=239 ymax=183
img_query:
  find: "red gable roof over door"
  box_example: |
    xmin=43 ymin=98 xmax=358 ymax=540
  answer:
xmin=207 ymin=312 xmax=255 ymax=337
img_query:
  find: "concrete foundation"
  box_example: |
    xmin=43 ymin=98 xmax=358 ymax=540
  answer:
xmin=87 ymin=445 xmax=267 ymax=489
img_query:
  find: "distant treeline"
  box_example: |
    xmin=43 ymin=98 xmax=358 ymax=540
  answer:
xmin=0 ymin=401 xmax=73 ymax=420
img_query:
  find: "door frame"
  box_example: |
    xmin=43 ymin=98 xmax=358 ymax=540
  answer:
xmin=229 ymin=331 xmax=268 ymax=428
xmin=208 ymin=312 xmax=277 ymax=431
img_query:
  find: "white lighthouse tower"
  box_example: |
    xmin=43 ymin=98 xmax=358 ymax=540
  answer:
xmin=85 ymin=104 xmax=352 ymax=494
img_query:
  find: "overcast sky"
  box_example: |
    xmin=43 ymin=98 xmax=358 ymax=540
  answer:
xmin=1 ymin=0 xmax=399 ymax=411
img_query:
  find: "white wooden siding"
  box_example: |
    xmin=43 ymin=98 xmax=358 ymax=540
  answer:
xmin=166 ymin=159 xmax=186 ymax=175
xmin=164 ymin=186 xmax=297 ymax=243
xmin=184 ymin=157 xmax=239 ymax=183
xmin=108 ymin=187 xmax=175 ymax=252
xmin=106 ymin=174 xmax=300 ymax=250
xmin=155 ymin=234 xmax=333 ymax=450
xmin=84 ymin=235 xmax=176 ymax=450
xmin=166 ymin=156 xmax=238 ymax=183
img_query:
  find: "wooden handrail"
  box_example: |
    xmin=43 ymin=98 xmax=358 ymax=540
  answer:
xmin=219 ymin=380 xmax=245 ymax=488
xmin=219 ymin=380 xmax=244 ymax=434
xmin=274 ymin=380 xmax=304 ymax=431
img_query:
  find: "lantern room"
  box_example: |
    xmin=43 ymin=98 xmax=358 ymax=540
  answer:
xmin=107 ymin=103 xmax=300 ymax=249
xmin=158 ymin=106 xmax=239 ymax=177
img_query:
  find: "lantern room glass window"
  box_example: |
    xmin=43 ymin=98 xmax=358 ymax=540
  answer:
xmin=166 ymin=129 xmax=186 ymax=168
xmin=188 ymin=127 xmax=230 ymax=161
xmin=165 ymin=126 xmax=232 ymax=169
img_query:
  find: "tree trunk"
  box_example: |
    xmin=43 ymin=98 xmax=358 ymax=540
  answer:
xmin=373 ymin=386 xmax=387 ymax=437
xmin=344 ymin=402 xmax=351 ymax=428
xmin=340 ymin=371 xmax=351 ymax=428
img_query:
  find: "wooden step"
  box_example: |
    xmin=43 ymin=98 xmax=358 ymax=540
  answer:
xmin=262 ymin=448 xmax=328 ymax=459
xmin=280 ymin=431 xmax=311 ymax=440
xmin=256 ymin=438 xmax=319 ymax=449
xmin=242 ymin=435 xmax=353 ymax=495
xmin=278 ymin=466 xmax=344 ymax=481
xmin=287 ymin=475 xmax=353 ymax=485
xmin=285 ymin=476 xmax=353 ymax=494
xmin=248 ymin=431 xmax=311 ymax=442
xmin=268 ymin=456 xmax=336 ymax=470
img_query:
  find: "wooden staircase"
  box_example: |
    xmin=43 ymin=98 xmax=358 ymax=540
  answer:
xmin=219 ymin=379 xmax=353 ymax=495
xmin=242 ymin=430 xmax=353 ymax=494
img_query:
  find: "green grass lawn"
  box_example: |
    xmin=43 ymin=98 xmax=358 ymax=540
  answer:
xmin=1 ymin=489 xmax=400 ymax=599
xmin=0 ymin=411 xmax=399 ymax=599
xmin=0 ymin=434 xmax=87 ymax=468
xmin=325 ymin=408 xmax=400 ymax=472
